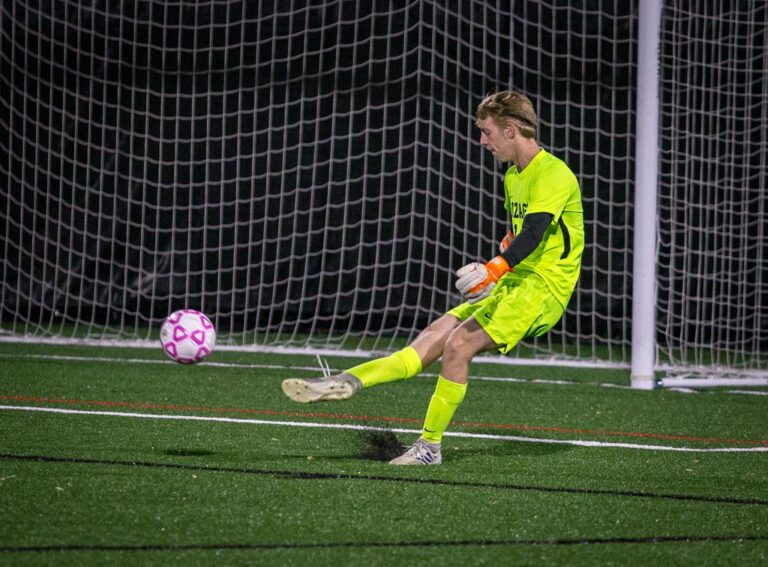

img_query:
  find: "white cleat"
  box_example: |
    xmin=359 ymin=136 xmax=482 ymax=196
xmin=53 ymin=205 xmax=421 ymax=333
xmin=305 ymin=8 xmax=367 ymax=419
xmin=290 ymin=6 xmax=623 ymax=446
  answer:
xmin=281 ymin=375 xmax=361 ymax=404
xmin=389 ymin=438 xmax=442 ymax=465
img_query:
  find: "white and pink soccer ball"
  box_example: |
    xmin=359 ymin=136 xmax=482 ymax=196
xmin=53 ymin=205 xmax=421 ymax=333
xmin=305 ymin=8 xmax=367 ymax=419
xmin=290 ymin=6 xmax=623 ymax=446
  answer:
xmin=160 ymin=309 xmax=216 ymax=364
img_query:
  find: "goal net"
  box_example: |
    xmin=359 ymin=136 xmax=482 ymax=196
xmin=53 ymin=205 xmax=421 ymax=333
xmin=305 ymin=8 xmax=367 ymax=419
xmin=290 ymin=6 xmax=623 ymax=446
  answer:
xmin=0 ymin=1 xmax=765 ymax=383
xmin=656 ymin=1 xmax=768 ymax=386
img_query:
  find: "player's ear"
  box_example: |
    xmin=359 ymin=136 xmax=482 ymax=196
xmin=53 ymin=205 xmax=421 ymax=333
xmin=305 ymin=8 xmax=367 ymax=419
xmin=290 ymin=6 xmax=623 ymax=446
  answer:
xmin=504 ymin=121 xmax=517 ymax=139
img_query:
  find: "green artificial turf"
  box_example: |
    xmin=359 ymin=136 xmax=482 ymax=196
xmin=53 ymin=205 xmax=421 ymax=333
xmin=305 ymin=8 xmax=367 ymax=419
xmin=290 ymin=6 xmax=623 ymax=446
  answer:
xmin=0 ymin=342 xmax=766 ymax=566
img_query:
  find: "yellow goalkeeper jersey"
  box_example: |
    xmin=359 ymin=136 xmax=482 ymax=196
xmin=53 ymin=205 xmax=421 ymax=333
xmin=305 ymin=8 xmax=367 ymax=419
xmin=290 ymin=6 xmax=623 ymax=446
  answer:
xmin=503 ymin=148 xmax=584 ymax=308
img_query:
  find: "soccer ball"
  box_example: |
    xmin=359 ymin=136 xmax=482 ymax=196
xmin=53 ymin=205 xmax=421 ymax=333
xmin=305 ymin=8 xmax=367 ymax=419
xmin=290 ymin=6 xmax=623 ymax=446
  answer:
xmin=160 ymin=309 xmax=216 ymax=364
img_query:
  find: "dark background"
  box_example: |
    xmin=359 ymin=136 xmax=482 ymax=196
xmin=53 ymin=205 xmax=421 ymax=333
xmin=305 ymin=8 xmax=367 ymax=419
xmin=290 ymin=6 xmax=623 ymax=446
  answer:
xmin=1 ymin=1 xmax=765 ymax=363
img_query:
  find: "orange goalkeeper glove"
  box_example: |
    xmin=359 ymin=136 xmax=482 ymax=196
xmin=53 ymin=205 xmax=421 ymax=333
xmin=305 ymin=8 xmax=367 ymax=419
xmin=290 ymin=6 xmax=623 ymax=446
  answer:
xmin=498 ymin=230 xmax=515 ymax=253
xmin=455 ymin=256 xmax=512 ymax=303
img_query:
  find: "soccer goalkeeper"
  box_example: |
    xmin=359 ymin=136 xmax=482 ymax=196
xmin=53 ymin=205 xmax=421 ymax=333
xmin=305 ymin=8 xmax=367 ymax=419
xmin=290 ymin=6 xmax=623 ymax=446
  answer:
xmin=282 ymin=91 xmax=584 ymax=465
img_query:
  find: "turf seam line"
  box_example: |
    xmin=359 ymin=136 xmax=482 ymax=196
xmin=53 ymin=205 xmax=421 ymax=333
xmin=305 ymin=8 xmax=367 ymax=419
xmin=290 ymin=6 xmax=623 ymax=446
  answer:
xmin=2 ymin=534 xmax=768 ymax=553
xmin=2 ymin=453 xmax=766 ymax=507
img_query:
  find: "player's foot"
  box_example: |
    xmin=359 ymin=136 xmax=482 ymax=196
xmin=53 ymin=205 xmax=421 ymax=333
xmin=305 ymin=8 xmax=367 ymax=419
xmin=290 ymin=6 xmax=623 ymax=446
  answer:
xmin=389 ymin=438 xmax=442 ymax=465
xmin=281 ymin=374 xmax=362 ymax=403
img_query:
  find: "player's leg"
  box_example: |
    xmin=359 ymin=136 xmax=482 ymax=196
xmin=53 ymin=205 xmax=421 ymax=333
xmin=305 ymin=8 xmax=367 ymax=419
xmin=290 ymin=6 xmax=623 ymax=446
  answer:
xmin=390 ymin=318 xmax=498 ymax=465
xmin=281 ymin=315 xmax=461 ymax=403
xmin=391 ymin=271 xmax=564 ymax=465
xmin=346 ymin=314 xmax=461 ymax=387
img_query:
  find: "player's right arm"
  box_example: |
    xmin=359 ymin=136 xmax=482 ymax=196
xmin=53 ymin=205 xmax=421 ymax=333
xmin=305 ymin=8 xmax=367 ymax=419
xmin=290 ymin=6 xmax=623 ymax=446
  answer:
xmin=456 ymin=212 xmax=553 ymax=303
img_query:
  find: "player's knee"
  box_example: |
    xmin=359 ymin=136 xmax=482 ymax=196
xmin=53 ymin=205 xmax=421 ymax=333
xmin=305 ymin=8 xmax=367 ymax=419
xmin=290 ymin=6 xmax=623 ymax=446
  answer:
xmin=422 ymin=315 xmax=459 ymax=341
xmin=442 ymin=329 xmax=476 ymax=364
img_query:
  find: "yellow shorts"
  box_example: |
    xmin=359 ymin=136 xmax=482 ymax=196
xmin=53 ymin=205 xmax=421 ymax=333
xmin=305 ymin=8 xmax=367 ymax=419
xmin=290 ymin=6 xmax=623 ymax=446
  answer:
xmin=447 ymin=270 xmax=566 ymax=354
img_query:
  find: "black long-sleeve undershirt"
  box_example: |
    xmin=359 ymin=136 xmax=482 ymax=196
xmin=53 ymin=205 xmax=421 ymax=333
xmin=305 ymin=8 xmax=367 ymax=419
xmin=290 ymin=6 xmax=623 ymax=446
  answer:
xmin=499 ymin=212 xmax=554 ymax=267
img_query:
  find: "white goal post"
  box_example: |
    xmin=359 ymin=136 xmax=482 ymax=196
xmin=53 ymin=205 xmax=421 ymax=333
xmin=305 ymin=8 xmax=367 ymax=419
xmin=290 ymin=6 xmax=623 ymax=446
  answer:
xmin=630 ymin=0 xmax=662 ymax=390
xmin=636 ymin=0 xmax=768 ymax=388
xmin=0 ymin=1 xmax=766 ymax=386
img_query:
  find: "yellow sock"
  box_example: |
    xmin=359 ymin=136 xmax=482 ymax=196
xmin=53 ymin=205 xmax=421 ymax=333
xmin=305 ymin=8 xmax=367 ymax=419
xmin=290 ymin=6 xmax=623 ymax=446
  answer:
xmin=421 ymin=375 xmax=467 ymax=443
xmin=346 ymin=347 xmax=423 ymax=388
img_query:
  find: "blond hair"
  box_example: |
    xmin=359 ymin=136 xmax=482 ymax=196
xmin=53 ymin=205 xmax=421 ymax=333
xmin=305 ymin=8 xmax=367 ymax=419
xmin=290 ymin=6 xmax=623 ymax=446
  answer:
xmin=476 ymin=91 xmax=538 ymax=139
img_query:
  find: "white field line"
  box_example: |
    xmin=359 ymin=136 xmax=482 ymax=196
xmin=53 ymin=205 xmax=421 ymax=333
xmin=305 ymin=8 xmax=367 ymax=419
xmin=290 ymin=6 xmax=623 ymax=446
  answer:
xmin=0 ymin=352 xmax=590 ymax=387
xmin=724 ymin=389 xmax=768 ymax=396
xmin=2 ymin=404 xmax=767 ymax=454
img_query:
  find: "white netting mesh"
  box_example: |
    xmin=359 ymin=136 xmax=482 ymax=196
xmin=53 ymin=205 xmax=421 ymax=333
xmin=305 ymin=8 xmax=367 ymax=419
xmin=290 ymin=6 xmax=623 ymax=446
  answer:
xmin=657 ymin=1 xmax=768 ymax=380
xmin=0 ymin=1 xmax=636 ymax=363
xmin=1 ymin=1 xmax=764 ymax=379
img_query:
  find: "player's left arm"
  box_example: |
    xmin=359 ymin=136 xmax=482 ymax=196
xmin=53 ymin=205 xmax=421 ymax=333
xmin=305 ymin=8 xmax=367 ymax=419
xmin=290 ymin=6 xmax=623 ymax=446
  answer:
xmin=499 ymin=212 xmax=553 ymax=266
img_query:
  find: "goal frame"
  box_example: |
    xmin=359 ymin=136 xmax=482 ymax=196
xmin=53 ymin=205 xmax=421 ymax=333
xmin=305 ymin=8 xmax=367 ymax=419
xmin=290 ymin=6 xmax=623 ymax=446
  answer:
xmin=630 ymin=0 xmax=768 ymax=389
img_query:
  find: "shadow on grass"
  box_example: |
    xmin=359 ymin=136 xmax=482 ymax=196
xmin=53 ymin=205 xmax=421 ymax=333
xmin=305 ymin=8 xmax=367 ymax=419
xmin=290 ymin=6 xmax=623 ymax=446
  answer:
xmin=356 ymin=430 xmax=407 ymax=461
xmin=354 ymin=430 xmax=574 ymax=462
xmin=270 ymin=429 xmax=574 ymax=464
